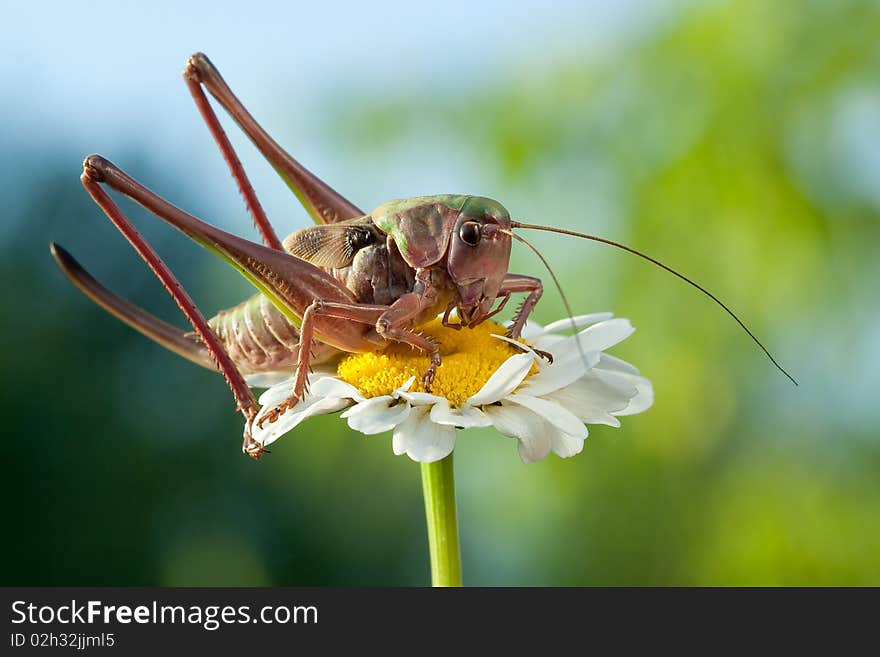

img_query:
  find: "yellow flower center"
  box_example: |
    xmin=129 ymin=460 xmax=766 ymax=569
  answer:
xmin=336 ymin=318 xmax=531 ymax=407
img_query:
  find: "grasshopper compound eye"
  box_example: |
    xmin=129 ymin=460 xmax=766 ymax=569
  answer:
xmin=459 ymin=221 xmax=481 ymax=246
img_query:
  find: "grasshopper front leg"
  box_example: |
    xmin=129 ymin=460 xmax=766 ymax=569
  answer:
xmin=499 ymin=273 xmax=543 ymax=340
xmin=376 ymin=293 xmax=443 ymax=390
xmin=499 ymin=273 xmax=553 ymax=362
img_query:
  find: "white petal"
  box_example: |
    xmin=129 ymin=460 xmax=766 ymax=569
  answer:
xmin=616 ymin=379 xmax=653 ymax=416
xmin=392 ymin=406 xmax=456 ymax=462
xmin=341 ymin=396 xmax=411 ymax=434
xmin=576 ymin=318 xmax=635 ymax=352
xmin=257 ymin=370 xmax=349 ymax=407
xmin=491 ymin=333 xmax=539 ymax=357
xmin=539 ymin=313 xmax=614 ymax=336
xmin=484 ymin=403 xmax=552 ymax=463
xmin=506 ymin=393 xmax=589 ymax=438
xmin=398 ymin=390 xmax=447 ymax=406
xmin=548 ymin=318 xmax=635 ymax=360
xmin=551 ymin=430 xmax=587 ymax=459
xmin=518 ymin=350 xmax=599 ymax=397
xmin=591 ymin=368 xmax=654 ymax=416
xmin=530 ymin=333 xmax=566 ymax=349
xmin=308 ymin=376 xmax=366 ymax=402
xmin=595 ymin=352 xmax=641 ymax=375
xmin=467 ymin=352 xmax=536 ymax=406
xmin=253 ymin=395 xmax=351 ymax=446
xmin=517 ymin=440 xmax=546 ymax=464
xmin=544 ymin=369 xmax=648 ymax=426
xmin=340 ymin=395 xmax=389 ymax=418
xmin=545 ymin=377 xmax=625 ymax=426
xmin=429 ymin=399 xmax=493 ymax=428
xmin=244 ymin=371 xmax=295 ymax=388
xmin=257 ymin=376 xmax=297 ymax=407
xmin=393 ymin=376 xmax=417 ymax=396
xmin=518 ymin=319 xmax=545 ymax=341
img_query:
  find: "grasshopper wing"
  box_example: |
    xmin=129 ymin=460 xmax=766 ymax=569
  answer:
xmin=282 ymin=218 xmax=380 ymax=269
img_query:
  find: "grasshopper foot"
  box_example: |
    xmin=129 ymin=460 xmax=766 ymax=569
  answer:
xmin=243 ymin=436 xmax=267 ymax=460
xmin=534 ymin=348 xmax=554 ymax=364
xmin=505 ymin=327 xmax=553 ymax=363
xmin=256 ymin=394 xmax=302 ymax=429
xmin=421 ymin=367 xmax=436 ymax=392
xmin=255 ymin=370 xmax=309 ymax=430
xmin=421 ymin=354 xmax=443 ymax=392
xmin=242 ymin=418 xmax=267 ymax=460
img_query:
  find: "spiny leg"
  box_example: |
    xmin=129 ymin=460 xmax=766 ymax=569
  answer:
xmin=441 ymin=303 xmax=462 ymax=330
xmin=500 ymin=273 xmax=543 ymax=339
xmin=498 ymin=273 xmax=552 ymax=362
xmin=80 ymin=158 xmax=265 ymax=459
xmin=440 ymin=293 xmax=511 ymax=329
xmin=183 ymin=59 xmax=282 ymax=250
xmin=379 ymin=322 xmax=441 ymax=390
xmin=258 ymin=300 xmax=388 ymax=426
xmin=375 ymin=291 xmax=443 ymax=390
xmin=477 ymin=291 xmax=512 ymax=324
xmin=185 ymin=52 xmax=364 ymax=225
xmin=373 ymin=267 xmax=447 ymax=390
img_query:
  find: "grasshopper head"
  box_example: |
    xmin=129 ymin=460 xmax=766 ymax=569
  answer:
xmin=447 ymin=196 xmax=512 ymax=326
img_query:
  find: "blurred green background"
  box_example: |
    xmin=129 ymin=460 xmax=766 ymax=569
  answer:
xmin=2 ymin=0 xmax=879 ymax=585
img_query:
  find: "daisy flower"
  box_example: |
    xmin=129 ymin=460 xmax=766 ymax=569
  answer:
xmin=250 ymin=312 xmax=653 ymax=463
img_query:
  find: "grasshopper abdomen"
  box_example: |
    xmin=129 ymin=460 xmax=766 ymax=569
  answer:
xmin=208 ymin=293 xmax=338 ymax=377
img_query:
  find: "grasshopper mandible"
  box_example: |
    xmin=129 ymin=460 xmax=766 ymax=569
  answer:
xmin=52 ymin=53 xmax=795 ymax=460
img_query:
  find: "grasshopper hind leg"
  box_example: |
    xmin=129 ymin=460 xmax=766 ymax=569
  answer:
xmin=184 ymin=52 xmax=364 ymax=226
xmin=78 ymin=157 xmax=265 ymax=459
xmin=50 ymin=243 xmax=214 ymax=370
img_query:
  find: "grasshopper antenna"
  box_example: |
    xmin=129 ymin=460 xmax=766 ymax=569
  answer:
xmin=511 ymin=222 xmax=798 ymax=386
xmin=501 ymin=229 xmax=591 ymax=369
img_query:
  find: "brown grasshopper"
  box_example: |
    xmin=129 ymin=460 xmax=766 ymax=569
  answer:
xmin=52 ymin=53 xmax=795 ymax=460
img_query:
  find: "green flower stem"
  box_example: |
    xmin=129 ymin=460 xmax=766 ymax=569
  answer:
xmin=420 ymin=453 xmax=462 ymax=587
